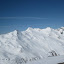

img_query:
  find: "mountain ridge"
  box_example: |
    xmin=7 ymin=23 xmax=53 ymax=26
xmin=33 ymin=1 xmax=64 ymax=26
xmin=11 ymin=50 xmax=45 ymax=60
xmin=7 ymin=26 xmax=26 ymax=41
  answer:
xmin=0 ymin=27 xmax=64 ymax=64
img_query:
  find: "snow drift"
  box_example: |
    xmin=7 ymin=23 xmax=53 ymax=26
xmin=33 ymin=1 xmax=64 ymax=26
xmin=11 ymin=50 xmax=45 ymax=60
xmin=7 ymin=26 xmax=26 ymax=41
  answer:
xmin=0 ymin=27 xmax=64 ymax=64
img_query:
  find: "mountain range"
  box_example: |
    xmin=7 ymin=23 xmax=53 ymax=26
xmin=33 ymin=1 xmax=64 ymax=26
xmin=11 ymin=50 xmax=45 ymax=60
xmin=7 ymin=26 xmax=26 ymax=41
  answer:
xmin=0 ymin=27 xmax=64 ymax=64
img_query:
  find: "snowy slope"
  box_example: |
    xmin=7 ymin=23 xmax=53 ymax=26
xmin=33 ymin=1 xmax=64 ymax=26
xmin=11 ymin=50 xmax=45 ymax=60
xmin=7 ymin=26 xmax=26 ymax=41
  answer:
xmin=27 ymin=55 xmax=64 ymax=64
xmin=0 ymin=27 xmax=64 ymax=64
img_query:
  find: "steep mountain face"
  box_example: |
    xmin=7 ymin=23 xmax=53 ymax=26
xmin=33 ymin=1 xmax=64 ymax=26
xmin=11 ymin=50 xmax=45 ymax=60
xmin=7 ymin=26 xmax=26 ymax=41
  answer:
xmin=0 ymin=27 xmax=64 ymax=64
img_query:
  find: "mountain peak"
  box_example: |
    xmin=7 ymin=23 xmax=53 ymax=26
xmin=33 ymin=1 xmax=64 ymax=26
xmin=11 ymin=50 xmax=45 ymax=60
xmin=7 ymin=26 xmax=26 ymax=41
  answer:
xmin=12 ymin=30 xmax=18 ymax=36
xmin=45 ymin=27 xmax=52 ymax=30
xmin=0 ymin=27 xmax=64 ymax=64
xmin=26 ymin=27 xmax=34 ymax=32
xmin=27 ymin=27 xmax=33 ymax=30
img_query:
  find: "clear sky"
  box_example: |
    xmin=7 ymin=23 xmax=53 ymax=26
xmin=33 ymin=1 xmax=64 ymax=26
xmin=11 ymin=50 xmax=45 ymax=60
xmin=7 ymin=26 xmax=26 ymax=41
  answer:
xmin=0 ymin=0 xmax=64 ymax=34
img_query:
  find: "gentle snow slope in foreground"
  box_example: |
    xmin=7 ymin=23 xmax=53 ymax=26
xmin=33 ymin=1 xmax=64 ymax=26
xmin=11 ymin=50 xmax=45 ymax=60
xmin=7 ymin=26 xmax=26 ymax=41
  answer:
xmin=27 ymin=55 xmax=64 ymax=64
xmin=0 ymin=27 xmax=64 ymax=64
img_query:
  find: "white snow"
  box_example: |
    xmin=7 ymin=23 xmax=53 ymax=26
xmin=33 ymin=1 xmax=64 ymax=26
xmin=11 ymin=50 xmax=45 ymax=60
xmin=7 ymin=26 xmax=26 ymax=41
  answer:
xmin=0 ymin=27 xmax=64 ymax=64
xmin=27 ymin=55 xmax=64 ymax=64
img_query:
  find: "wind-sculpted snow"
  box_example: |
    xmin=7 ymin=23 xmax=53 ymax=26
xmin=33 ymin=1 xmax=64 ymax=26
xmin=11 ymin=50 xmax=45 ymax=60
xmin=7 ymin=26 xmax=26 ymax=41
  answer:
xmin=0 ymin=27 xmax=64 ymax=64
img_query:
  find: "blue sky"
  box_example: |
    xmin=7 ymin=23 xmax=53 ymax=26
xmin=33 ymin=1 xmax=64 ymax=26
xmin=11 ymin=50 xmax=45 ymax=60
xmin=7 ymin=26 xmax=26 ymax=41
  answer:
xmin=0 ymin=0 xmax=64 ymax=34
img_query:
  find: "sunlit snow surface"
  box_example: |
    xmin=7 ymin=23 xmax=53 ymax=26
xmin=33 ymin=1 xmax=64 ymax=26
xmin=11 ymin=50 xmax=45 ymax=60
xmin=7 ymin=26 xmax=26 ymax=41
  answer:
xmin=0 ymin=27 xmax=64 ymax=64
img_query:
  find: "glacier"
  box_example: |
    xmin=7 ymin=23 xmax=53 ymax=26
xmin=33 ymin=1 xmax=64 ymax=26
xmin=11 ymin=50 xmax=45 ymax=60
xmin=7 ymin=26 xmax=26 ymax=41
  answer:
xmin=0 ymin=27 xmax=64 ymax=64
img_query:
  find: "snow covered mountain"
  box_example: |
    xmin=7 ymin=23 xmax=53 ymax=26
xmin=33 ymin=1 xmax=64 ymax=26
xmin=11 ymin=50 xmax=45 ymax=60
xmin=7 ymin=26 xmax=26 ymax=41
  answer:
xmin=0 ymin=27 xmax=64 ymax=64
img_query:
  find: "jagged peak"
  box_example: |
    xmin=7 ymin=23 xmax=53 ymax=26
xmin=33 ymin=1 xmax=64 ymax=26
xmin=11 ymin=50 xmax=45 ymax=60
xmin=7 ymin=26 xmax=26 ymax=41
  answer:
xmin=12 ymin=30 xmax=18 ymax=35
xmin=45 ymin=27 xmax=52 ymax=29
xmin=26 ymin=27 xmax=53 ymax=33
xmin=27 ymin=27 xmax=33 ymax=30
xmin=5 ymin=30 xmax=20 ymax=37
xmin=44 ymin=27 xmax=52 ymax=31
xmin=57 ymin=27 xmax=64 ymax=31
xmin=12 ymin=30 xmax=22 ymax=36
xmin=60 ymin=27 xmax=64 ymax=30
xmin=26 ymin=27 xmax=34 ymax=32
